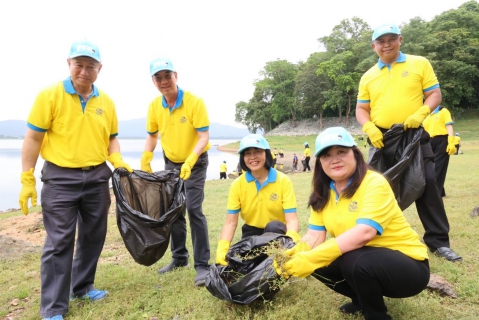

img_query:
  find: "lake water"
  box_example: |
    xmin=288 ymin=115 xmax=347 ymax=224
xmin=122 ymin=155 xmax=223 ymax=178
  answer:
xmin=0 ymin=139 xmax=240 ymax=211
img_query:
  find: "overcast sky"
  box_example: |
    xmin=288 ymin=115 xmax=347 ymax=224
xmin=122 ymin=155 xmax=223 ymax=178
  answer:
xmin=0 ymin=0 xmax=469 ymax=127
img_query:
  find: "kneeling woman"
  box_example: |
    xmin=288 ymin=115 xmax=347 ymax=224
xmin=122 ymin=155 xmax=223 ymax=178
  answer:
xmin=283 ymin=127 xmax=429 ymax=320
xmin=216 ymin=134 xmax=300 ymax=265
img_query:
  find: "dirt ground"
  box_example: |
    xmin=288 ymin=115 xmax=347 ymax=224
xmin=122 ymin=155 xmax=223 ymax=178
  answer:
xmin=0 ymin=192 xmax=117 ymax=260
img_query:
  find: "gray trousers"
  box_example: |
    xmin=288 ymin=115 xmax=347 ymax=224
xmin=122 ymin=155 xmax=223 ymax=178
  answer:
xmin=164 ymin=152 xmax=210 ymax=270
xmin=39 ymin=162 xmax=111 ymax=318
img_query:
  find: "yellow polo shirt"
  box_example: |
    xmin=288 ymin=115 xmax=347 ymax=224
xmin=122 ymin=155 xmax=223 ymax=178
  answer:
xmin=357 ymin=52 xmax=439 ymax=129
xmin=423 ymin=107 xmax=454 ymax=138
xmin=304 ymin=147 xmax=310 ymax=157
xmin=454 ymin=136 xmax=461 ymax=145
xmin=220 ymin=163 xmax=227 ymax=173
xmin=227 ymin=168 xmax=297 ymax=228
xmin=27 ymin=78 xmax=118 ymax=167
xmin=146 ymin=87 xmax=211 ymax=163
xmin=308 ymin=170 xmax=428 ymax=261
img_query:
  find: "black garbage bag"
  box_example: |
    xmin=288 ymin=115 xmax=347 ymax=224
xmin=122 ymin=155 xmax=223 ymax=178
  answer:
xmin=206 ymin=232 xmax=295 ymax=305
xmin=112 ymin=168 xmax=186 ymax=266
xmin=368 ymin=124 xmax=426 ymax=210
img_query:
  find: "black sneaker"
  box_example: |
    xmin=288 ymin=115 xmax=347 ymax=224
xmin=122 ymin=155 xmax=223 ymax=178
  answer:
xmin=430 ymin=247 xmax=462 ymax=262
xmin=157 ymin=260 xmax=189 ymax=274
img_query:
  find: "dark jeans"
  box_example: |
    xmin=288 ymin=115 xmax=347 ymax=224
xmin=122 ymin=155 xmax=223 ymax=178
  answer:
xmin=165 ymin=152 xmax=210 ymax=270
xmin=312 ymin=246 xmax=429 ymax=320
xmin=39 ymin=162 xmax=111 ymax=318
xmin=241 ymin=220 xmax=287 ymax=239
xmin=219 ymin=172 xmax=226 ymax=179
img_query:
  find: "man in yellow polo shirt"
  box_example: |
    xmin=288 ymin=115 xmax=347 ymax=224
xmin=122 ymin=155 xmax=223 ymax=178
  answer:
xmin=141 ymin=57 xmax=211 ymax=286
xmin=18 ymin=40 xmax=132 ymax=320
xmin=356 ymin=23 xmax=461 ymax=262
xmin=220 ymin=160 xmax=227 ymax=179
xmin=423 ymin=105 xmax=456 ymax=197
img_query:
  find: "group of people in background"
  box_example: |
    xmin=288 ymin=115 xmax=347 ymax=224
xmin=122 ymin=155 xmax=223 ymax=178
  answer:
xmin=18 ymin=20 xmax=466 ymax=320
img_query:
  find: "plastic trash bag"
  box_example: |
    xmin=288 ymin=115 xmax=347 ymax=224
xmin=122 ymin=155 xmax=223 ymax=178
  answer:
xmin=206 ymin=232 xmax=295 ymax=305
xmin=368 ymin=124 xmax=426 ymax=210
xmin=112 ymin=168 xmax=186 ymax=266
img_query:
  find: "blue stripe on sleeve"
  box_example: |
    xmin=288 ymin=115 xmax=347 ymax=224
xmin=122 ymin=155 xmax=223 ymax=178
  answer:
xmin=357 ymin=99 xmax=370 ymax=103
xmin=423 ymin=84 xmax=440 ymax=92
xmin=197 ymin=126 xmax=209 ymax=132
xmin=147 ymin=130 xmax=158 ymax=135
xmin=308 ymin=224 xmax=326 ymax=231
xmin=110 ymin=133 xmax=118 ymax=138
xmin=284 ymin=208 xmax=296 ymax=213
xmin=445 ymin=121 xmax=454 ymax=126
xmin=356 ymin=218 xmax=383 ymax=235
xmin=27 ymin=123 xmax=47 ymax=132
xmin=227 ymin=209 xmax=240 ymax=214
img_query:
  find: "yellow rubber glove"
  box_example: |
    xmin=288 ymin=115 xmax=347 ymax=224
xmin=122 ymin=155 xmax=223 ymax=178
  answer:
xmin=273 ymin=260 xmax=290 ymax=279
xmin=107 ymin=152 xmax=133 ymax=173
xmin=19 ymin=168 xmax=37 ymax=215
xmin=215 ymin=239 xmax=230 ymax=266
xmin=141 ymin=151 xmax=154 ymax=173
xmin=180 ymin=152 xmax=199 ymax=180
xmin=362 ymin=121 xmax=384 ymax=149
xmin=284 ymin=241 xmax=311 ymax=256
xmin=446 ymin=136 xmax=457 ymax=155
xmin=283 ymin=238 xmax=341 ymax=278
xmin=404 ymin=105 xmax=430 ymax=130
xmin=285 ymin=230 xmax=301 ymax=243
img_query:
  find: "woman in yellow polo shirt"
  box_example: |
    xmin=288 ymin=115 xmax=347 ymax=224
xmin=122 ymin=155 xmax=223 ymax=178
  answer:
xmin=216 ymin=134 xmax=300 ymax=265
xmin=282 ymin=127 xmax=429 ymax=320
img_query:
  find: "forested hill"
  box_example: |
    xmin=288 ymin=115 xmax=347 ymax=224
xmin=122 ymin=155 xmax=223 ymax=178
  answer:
xmin=235 ymin=0 xmax=479 ymax=134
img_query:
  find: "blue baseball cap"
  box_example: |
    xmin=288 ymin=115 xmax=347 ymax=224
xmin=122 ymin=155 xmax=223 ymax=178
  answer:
xmin=372 ymin=23 xmax=401 ymax=41
xmin=304 ymin=142 xmax=309 ymax=146
xmin=150 ymin=57 xmax=175 ymax=76
xmin=69 ymin=40 xmax=101 ymax=63
xmin=314 ymin=127 xmax=357 ymax=157
xmin=455 ymin=133 xmax=460 ymax=136
xmin=238 ymin=134 xmax=270 ymax=154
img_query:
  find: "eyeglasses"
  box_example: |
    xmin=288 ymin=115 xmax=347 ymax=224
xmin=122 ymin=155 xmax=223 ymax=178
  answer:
xmin=153 ymin=72 xmax=174 ymax=83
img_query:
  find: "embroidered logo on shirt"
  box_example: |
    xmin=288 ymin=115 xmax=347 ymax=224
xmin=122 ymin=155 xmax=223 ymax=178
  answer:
xmin=180 ymin=116 xmax=187 ymax=123
xmin=96 ymin=108 xmax=103 ymax=115
xmin=401 ymin=71 xmax=409 ymax=77
xmin=270 ymin=193 xmax=278 ymax=201
xmin=348 ymin=200 xmax=358 ymax=212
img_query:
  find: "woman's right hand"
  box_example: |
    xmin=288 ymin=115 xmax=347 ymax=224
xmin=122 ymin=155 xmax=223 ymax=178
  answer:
xmin=285 ymin=241 xmax=311 ymax=256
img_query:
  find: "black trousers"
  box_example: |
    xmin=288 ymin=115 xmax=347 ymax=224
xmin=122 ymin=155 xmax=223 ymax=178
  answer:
xmin=303 ymin=156 xmax=311 ymax=171
xmin=241 ymin=220 xmax=287 ymax=239
xmin=370 ymin=129 xmax=450 ymax=249
xmin=39 ymin=162 xmax=112 ymax=318
xmin=312 ymin=247 xmax=429 ymax=320
xmin=219 ymin=172 xmax=226 ymax=179
xmin=430 ymin=135 xmax=450 ymax=197
xmin=165 ymin=152 xmax=210 ymax=270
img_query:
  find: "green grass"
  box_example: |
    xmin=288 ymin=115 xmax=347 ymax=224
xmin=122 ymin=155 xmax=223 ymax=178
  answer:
xmin=1 ymin=110 xmax=479 ymax=319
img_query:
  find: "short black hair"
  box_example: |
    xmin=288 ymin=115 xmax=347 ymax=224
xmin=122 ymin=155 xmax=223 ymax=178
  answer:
xmin=239 ymin=148 xmax=274 ymax=172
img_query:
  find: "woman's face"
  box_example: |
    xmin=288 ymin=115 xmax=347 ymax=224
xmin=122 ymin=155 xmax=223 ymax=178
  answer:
xmin=244 ymin=147 xmax=266 ymax=171
xmin=319 ymin=146 xmax=356 ymax=184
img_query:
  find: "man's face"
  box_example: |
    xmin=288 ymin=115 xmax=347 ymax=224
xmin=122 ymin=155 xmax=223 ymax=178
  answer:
xmin=152 ymin=70 xmax=178 ymax=96
xmin=372 ymin=34 xmax=403 ymax=63
xmin=67 ymin=56 xmax=101 ymax=89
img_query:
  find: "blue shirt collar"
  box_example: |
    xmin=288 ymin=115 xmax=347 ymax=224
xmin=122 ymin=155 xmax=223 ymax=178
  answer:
xmin=431 ymin=106 xmax=441 ymax=115
xmin=329 ymin=178 xmax=353 ymax=201
xmin=162 ymin=86 xmax=184 ymax=111
xmin=245 ymin=167 xmax=278 ymax=183
xmin=377 ymin=51 xmax=406 ymax=69
xmin=62 ymin=77 xmax=99 ymax=96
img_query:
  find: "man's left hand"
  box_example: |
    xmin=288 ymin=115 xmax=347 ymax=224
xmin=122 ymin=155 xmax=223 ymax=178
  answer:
xmin=404 ymin=105 xmax=430 ymax=130
xmin=180 ymin=153 xmax=199 ymax=180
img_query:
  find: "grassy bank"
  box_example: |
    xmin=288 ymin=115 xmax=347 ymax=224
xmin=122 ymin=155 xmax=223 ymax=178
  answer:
xmin=1 ymin=111 xmax=479 ymax=319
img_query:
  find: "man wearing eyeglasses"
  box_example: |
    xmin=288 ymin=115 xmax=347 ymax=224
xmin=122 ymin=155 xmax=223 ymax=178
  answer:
xmin=141 ymin=57 xmax=211 ymax=286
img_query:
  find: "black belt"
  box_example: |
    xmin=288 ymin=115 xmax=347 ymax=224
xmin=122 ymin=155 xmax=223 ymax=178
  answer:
xmin=47 ymin=161 xmax=104 ymax=171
